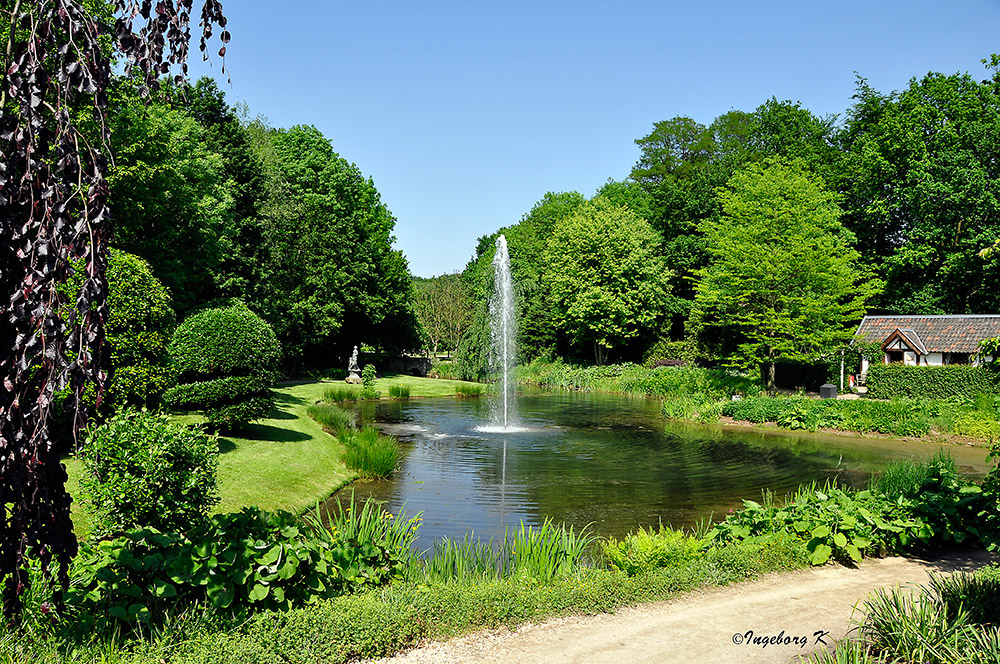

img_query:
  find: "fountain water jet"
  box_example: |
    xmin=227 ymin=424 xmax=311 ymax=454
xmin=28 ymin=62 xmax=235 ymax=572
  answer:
xmin=489 ymin=235 xmax=517 ymax=429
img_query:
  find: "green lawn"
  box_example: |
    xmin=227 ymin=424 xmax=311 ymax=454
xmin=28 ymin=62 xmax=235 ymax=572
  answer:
xmin=65 ymin=382 xmax=355 ymax=537
xmin=373 ymin=373 xmax=486 ymax=397
xmin=64 ymin=376 xmax=485 ymax=537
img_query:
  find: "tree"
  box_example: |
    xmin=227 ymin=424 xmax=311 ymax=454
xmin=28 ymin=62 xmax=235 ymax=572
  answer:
xmin=251 ymin=124 xmax=420 ymax=367
xmin=543 ymin=199 xmax=671 ymax=365
xmin=414 ymin=273 xmax=470 ymax=357
xmin=839 ymin=71 xmax=1000 ymax=314
xmin=108 ymin=89 xmax=233 ymax=315
xmin=691 ymin=160 xmax=878 ymax=392
xmin=0 ymin=0 xmax=228 ymax=616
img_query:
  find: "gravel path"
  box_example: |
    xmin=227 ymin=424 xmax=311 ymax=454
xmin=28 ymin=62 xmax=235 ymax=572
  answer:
xmin=366 ymin=550 xmax=992 ymax=664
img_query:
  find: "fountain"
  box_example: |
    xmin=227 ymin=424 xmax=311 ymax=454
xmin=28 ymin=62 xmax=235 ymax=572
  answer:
xmin=489 ymin=235 xmax=517 ymax=429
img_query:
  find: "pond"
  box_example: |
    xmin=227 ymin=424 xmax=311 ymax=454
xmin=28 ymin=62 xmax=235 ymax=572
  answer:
xmin=322 ymin=391 xmax=992 ymax=548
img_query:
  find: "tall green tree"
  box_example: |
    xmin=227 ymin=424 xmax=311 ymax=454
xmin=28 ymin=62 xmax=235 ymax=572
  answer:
xmin=253 ymin=125 xmax=419 ymax=366
xmin=413 ymin=273 xmax=471 ymax=357
xmin=543 ymin=199 xmax=671 ymax=364
xmin=108 ymin=89 xmax=233 ymax=315
xmin=169 ymin=78 xmax=270 ymax=304
xmin=840 ymin=70 xmax=1000 ymax=314
xmin=691 ymin=160 xmax=877 ymax=391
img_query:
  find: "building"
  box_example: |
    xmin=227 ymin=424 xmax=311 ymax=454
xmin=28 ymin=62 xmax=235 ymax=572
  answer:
xmin=854 ymin=315 xmax=1000 ymax=376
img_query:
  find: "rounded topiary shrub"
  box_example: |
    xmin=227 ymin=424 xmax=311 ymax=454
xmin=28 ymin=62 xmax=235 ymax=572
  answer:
xmin=164 ymin=302 xmax=281 ymax=428
xmin=80 ymin=408 xmax=220 ymax=536
xmin=105 ymin=249 xmax=177 ymax=409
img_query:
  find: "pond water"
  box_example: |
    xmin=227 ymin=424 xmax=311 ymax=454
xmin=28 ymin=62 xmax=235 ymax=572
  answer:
xmin=322 ymin=391 xmax=992 ymax=548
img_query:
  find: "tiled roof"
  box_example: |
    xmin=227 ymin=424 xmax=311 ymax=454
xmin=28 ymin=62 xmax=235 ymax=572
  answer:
xmin=855 ymin=315 xmax=1000 ymax=354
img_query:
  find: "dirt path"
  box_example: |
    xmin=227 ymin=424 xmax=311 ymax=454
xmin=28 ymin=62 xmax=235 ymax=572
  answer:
xmin=367 ymin=551 xmax=993 ymax=664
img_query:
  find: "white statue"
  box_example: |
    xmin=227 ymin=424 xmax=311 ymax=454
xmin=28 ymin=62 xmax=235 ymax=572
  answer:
xmin=346 ymin=345 xmax=362 ymax=383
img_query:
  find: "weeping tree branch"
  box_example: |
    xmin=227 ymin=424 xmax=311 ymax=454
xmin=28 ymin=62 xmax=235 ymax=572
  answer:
xmin=0 ymin=0 xmax=228 ymax=619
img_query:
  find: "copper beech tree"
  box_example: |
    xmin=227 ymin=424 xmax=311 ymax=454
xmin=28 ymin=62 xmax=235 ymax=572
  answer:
xmin=0 ymin=0 xmax=227 ymax=617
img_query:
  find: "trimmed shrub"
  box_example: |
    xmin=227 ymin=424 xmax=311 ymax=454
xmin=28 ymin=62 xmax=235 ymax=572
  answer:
xmin=867 ymin=363 xmax=1000 ymax=400
xmin=164 ymin=302 xmax=281 ymax=428
xmin=79 ymin=409 xmax=220 ymax=536
xmin=104 ymin=249 xmax=177 ymax=409
xmin=62 ymin=249 xmax=177 ymax=411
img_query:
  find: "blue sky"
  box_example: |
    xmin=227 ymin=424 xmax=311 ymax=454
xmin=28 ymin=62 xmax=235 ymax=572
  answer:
xmin=186 ymin=1 xmax=1000 ymax=277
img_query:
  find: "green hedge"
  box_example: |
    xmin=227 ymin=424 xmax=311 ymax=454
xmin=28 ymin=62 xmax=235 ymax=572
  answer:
xmin=867 ymin=363 xmax=1000 ymax=400
xmin=164 ymin=303 xmax=281 ymax=428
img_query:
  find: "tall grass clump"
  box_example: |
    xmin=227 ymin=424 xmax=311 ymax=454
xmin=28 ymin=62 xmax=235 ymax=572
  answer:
xmin=324 ymin=384 xmax=360 ymax=403
xmin=455 ymin=383 xmax=484 ymax=397
xmin=420 ymin=520 xmax=593 ymax=583
xmin=510 ymin=519 xmax=593 ymax=581
xmin=423 ymin=534 xmax=511 ymax=583
xmin=308 ymin=493 xmax=421 ymax=565
xmin=388 ymin=384 xmax=411 ymax=399
xmin=308 ymin=402 xmax=357 ymax=430
xmin=810 ymin=566 xmax=1000 ymax=664
xmin=870 ymin=450 xmax=955 ymax=499
xmin=340 ymin=426 xmax=401 ymax=478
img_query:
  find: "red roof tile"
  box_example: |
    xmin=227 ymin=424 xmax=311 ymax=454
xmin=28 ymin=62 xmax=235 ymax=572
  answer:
xmin=856 ymin=315 xmax=1000 ymax=354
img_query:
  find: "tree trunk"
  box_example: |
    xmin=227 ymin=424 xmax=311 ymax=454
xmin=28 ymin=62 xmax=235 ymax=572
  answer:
xmin=766 ymin=347 xmax=776 ymax=395
xmin=594 ymin=342 xmax=609 ymax=366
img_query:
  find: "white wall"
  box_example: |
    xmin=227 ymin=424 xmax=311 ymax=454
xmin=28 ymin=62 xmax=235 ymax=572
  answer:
xmin=923 ymin=353 xmax=943 ymax=366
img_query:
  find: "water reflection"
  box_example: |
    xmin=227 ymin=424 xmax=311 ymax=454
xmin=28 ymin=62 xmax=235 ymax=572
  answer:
xmin=321 ymin=391 xmax=992 ymax=549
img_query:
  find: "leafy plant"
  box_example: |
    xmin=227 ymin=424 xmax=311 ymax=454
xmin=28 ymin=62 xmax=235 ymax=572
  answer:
xmin=63 ymin=504 xmax=420 ymax=633
xmin=708 ymin=483 xmax=942 ymax=566
xmin=602 ymin=525 xmax=705 ymax=575
xmin=78 ymin=409 xmax=220 ymax=537
xmin=361 ymin=364 xmax=380 ymax=400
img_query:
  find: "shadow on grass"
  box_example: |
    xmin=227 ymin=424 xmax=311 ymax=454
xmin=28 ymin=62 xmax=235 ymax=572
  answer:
xmin=217 ymin=437 xmax=238 ymax=453
xmin=230 ymin=423 xmax=312 ymax=443
xmin=273 ymin=390 xmax=308 ymax=407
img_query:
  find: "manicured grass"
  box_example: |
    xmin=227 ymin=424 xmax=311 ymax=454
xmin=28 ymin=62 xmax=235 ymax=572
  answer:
xmin=65 ymin=382 xmax=355 ymax=538
xmin=371 ymin=374 xmax=487 ymax=398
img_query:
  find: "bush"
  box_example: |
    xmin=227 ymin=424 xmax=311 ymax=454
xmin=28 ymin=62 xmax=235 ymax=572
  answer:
xmin=643 ymin=339 xmax=697 ymax=367
xmin=602 ymin=526 xmax=705 ymax=575
xmin=722 ymin=396 xmax=930 ymax=436
xmin=164 ymin=302 xmax=281 ymax=428
xmin=866 ymin=363 xmax=1000 ymax=400
xmin=79 ymin=409 xmax=220 ymax=536
xmin=63 ymin=505 xmax=420 ymax=633
xmin=360 ymin=364 xmax=379 ymax=400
